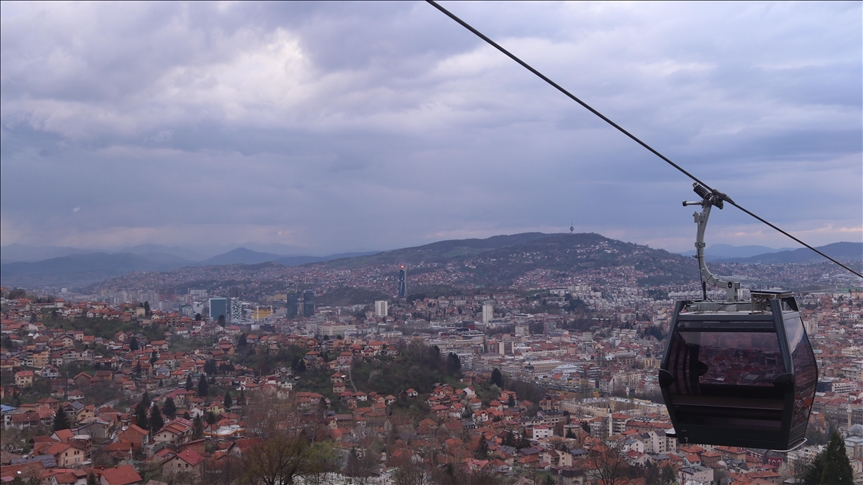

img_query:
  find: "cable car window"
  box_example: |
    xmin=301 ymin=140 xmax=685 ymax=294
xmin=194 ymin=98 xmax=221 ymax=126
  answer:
xmin=784 ymin=314 xmax=817 ymax=428
xmin=667 ymin=329 xmax=786 ymax=395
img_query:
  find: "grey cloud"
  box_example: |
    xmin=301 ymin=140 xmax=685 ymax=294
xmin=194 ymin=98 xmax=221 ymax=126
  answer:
xmin=1 ymin=2 xmax=859 ymax=254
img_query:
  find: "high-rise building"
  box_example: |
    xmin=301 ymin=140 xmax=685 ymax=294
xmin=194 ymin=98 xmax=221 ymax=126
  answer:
xmin=303 ymin=290 xmax=315 ymax=317
xmin=398 ymin=265 xmax=407 ymax=298
xmin=286 ymin=291 xmax=299 ymax=318
xmin=230 ymin=298 xmax=243 ymax=322
xmin=209 ymin=297 xmax=228 ymax=323
xmin=374 ymin=300 xmax=388 ymax=317
xmin=482 ymin=301 xmax=494 ymax=324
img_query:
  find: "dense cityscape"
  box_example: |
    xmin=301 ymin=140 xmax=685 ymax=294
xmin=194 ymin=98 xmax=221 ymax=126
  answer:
xmin=2 ymin=243 xmax=862 ymax=485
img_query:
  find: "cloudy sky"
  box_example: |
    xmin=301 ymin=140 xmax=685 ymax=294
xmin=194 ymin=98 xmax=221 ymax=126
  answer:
xmin=2 ymin=2 xmax=861 ymax=256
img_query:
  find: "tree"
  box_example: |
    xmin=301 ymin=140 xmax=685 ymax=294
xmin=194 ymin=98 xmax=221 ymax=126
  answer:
xmin=217 ymin=315 xmax=226 ymax=327
xmin=163 ymin=397 xmax=177 ymax=419
xmin=134 ymin=360 xmax=142 ymax=377
xmin=242 ymin=434 xmax=333 ymax=485
xmin=204 ymin=359 xmax=217 ymax=375
xmin=134 ymin=402 xmax=149 ymax=430
xmin=587 ymin=441 xmax=629 ymax=485
xmin=238 ymin=333 xmax=248 ymax=347
xmin=345 ymin=447 xmax=379 ymax=485
xmin=192 ymin=415 xmax=204 ymax=439
xmin=206 ymin=411 xmax=216 ymax=425
xmin=185 ymin=374 xmax=194 ymax=391
xmin=150 ymin=351 xmax=158 ymax=365
xmin=130 ymin=336 xmax=139 ymax=351
xmin=53 ymin=407 xmax=70 ymax=431
xmin=391 ymin=453 xmax=428 ymax=485
xmin=143 ymin=301 xmax=151 ymax=316
xmin=86 ymin=473 xmax=97 ymax=485
xmin=149 ymin=405 xmax=164 ymax=434
xmin=803 ymin=430 xmax=854 ymax=485
xmin=446 ymin=353 xmax=462 ymax=377
xmin=194 ymin=313 xmax=202 ymax=321
xmin=224 ymin=391 xmax=233 ymax=409
xmin=198 ymin=374 xmax=209 ymax=397
xmin=141 ymin=391 xmax=151 ymax=408
xmin=491 ymin=368 xmax=504 ymax=388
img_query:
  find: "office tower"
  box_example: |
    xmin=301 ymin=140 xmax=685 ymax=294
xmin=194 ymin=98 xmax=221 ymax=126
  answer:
xmin=398 ymin=265 xmax=407 ymax=298
xmin=303 ymin=290 xmax=315 ymax=317
xmin=209 ymin=298 xmax=228 ymax=323
xmin=230 ymin=298 xmax=243 ymax=323
xmin=286 ymin=291 xmax=299 ymax=318
xmin=374 ymin=300 xmax=388 ymax=317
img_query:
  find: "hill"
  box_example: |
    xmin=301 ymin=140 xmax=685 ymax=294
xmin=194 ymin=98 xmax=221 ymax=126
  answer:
xmin=320 ymin=232 xmax=698 ymax=287
xmin=720 ymin=242 xmax=862 ymax=264
xmin=0 ymin=253 xmax=184 ymax=288
xmin=680 ymin=244 xmax=793 ymax=261
xmin=197 ymin=247 xmax=285 ymax=266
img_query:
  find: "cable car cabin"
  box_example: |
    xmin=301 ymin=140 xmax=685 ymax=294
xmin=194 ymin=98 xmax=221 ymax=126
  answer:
xmin=659 ymin=290 xmax=818 ymax=450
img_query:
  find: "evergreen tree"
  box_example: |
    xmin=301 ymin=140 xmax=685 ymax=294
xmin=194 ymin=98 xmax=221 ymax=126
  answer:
xmin=134 ymin=360 xmax=142 ymax=377
xmin=150 ymin=351 xmax=158 ymax=365
xmin=803 ymin=430 xmax=854 ymax=485
xmin=163 ymin=397 xmax=177 ymax=419
xmin=239 ymin=389 xmax=246 ymax=405
xmin=238 ymin=333 xmax=247 ymax=347
xmin=149 ymin=404 xmax=164 ymax=434
xmin=819 ymin=431 xmax=854 ymax=485
xmin=224 ymin=391 xmax=233 ymax=409
xmin=143 ymin=301 xmax=150 ymax=316
xmin=134 ymin=402 xmax=149 ymax=429
xmin=491 ymin=368 xmax=504 ymax=388
xmin=192 ymin=415 xmax=204 ymax=439
xmin=446 ymin=353 xmax=462 ymax=376
xmin=140 ymin=391 xmax=151 ymax=408
xmin=86 ymin=474 xmax=97 ymax=485
xmin=206 ymin=411 xmax=216 ymax=425
xmin=52 ymin=407 xmax=70 ymax=431
xmin=185 ymin=374 xmax=194 ymax=391
xmin=198 ymin=374 xmax=209 ymax=397
xmin=129 ymin=336 xmax=139 ymax=351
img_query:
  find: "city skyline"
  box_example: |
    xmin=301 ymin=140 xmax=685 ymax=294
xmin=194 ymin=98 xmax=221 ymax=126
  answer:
xmin=2 ymin=2 xmax=860 ymax=255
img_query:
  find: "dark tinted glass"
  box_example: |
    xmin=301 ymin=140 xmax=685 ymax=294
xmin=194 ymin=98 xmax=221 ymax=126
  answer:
xmin=783 ymin=314 xmax=817 ymax=427
xmin=667 ymin=328 xmax=785 ymax=394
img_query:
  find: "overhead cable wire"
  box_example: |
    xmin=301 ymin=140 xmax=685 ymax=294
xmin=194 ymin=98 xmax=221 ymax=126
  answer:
xmin=426 ymin=0 xmax=862 ymax=279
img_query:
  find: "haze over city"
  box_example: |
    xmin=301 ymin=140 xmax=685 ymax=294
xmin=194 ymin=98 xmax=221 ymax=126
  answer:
xmin=2 ymin=2 xmax=861 ymax=255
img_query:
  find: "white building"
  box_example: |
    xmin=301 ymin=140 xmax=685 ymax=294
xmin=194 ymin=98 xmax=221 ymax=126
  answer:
xmin=482 ymin=301 xmax=494 ymax=324
xmin=374 ymin=300 xmax=388 ymax=317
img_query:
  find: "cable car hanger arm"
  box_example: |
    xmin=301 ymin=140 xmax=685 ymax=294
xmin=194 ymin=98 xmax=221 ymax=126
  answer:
xmin=684 ymin=183 xmax=740 ymax=301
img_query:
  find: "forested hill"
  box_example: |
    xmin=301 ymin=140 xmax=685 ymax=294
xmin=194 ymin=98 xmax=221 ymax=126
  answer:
xmin=321 ymin=232 xmax=699 ymax=286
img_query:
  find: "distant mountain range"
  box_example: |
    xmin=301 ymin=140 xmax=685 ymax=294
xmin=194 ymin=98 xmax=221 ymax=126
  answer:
xmin=1 ymin=237 xmax=859 ymax=289
xmin=679 ymin=244 xmax=794 ymax=261
xmin=718 ymin=242 xmax=862 ymax=264
xmin=0 ymin=246 xmax=376 ymax=288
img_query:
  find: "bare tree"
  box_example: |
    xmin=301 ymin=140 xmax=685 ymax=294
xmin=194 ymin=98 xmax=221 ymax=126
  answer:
xmin=587 ymin=441 xmax=629 ymax=485
xmin=391 ymin=453 xmax=429 ymax=485
xmin=242 ymin=434 xmax=333 ymax=485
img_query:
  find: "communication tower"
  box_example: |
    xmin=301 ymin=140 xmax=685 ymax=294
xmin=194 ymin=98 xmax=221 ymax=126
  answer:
xmin=398 ymin=265 xmax=407 ymax=298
